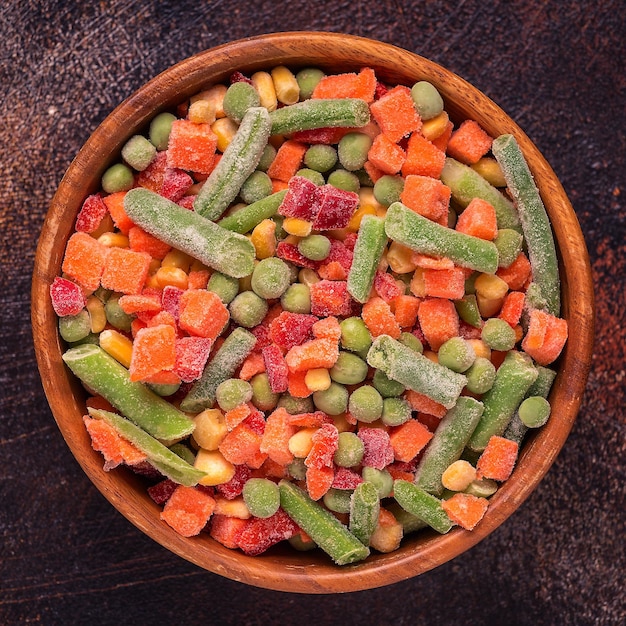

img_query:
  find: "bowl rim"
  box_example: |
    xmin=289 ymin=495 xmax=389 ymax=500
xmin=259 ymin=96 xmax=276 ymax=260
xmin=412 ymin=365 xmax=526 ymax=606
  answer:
xmin=31 ymin=31 xmax=595 ymax=593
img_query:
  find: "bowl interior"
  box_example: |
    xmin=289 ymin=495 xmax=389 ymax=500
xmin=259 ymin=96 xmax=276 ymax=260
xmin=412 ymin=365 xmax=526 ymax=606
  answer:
xmin=31 ymin=32 xmax=594 ymax=593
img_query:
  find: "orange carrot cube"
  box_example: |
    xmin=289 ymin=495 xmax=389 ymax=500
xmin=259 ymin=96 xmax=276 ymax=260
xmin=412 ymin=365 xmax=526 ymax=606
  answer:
xmin=400 ymin=174 xmax=450 ymax=222
xmin=412 ymin=253 xmax=455 ymax=270
xmin=446 ymin=119 xmax=493 ymax=165
xmin=401 ymin=133 xmax=446 ymax=179
xmin=83 ymin=415 xmax=146 ymax=468
xmin=389 ymin=419 xmax=433 ymax=462
xmin=306 ymin=464 xmax=334 ymax=501
xmin=312 ymin=67 xmax=377 ymax=102
xmin=405 ymin=389 xmax=448 ymax=418
xmin=363 ymin=160 xmax=385 ymax=184
xmin=187 ymin=269 xmax=210 ymax=290
xmin=455 ymin=198 xmax=498 ymax=240
xmin=370 ymin=85 xmax=422 ymax=143
xmin=160 ymin=485 xmax=216 ymax=537
xmin=498 ymin=291 xmax=525 ymax=327
xmin=224 ymin=403 xmax=252 ymax=431
xmin=128 ymin=225 xmax=172 ymax=259
xmin=442 ymin=493 xmax=489 ymax=530
xmin=285 ymin=337 xmax=339 ymax=372
xmin=318 ymin=260 xmax=348 ymax=281
xmin=239 ymin=352 xmax=266 ymax=381
xmin=476 ymin=435 xmax=519 ymax=481
xmin=312 ymin=316 xmax=342 ymax=341
xmin=362 ymin=296 xmax=401 ymax=339
xmin=210 ymin=514 xmax=248 ymax=548
xmin=496 ymin=252 xmax=532 ymax=290
xmin=178 ymin=289 xmax=229 ymax=339
xmin=522 ymin=309 xmax=568 ymax=365
xmin=103 ymin=191 xmax=135 ymax=234
xmin=287 ymin=369 xmax=313 ymax=398
xmin=166 ymin=119 xmax=217 ymax=174
xmin=129 ymin=324 xmax=177 ymax=382
xmin=423 ymin=266 xmax=466 ymax=300
xmin=101 ymin=247 xmax=152 ymax=295
xmin=367 ymin=133 xmax=406 ymax=175
xmin=417 ymin=297 xmax=459 ymax=351
xmin=267 ymin=140 xmax=307 ymax=182
xmin=62 ymin=232 xmax=109 ymax=292
xmin=393 ymin=294 xmax=421 ymax=328
xmin=219 ymin=423 xmax=265 ymax=466
xmin=118 ymin=293 xmax=162 ymax=315
xmin=260 ymin=407 xmax=297 ymax=466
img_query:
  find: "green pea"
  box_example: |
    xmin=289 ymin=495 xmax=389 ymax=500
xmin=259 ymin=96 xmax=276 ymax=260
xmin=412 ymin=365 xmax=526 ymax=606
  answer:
xmin=148 ymin=381 xmax=181 ymax=397
xmin=313 ymin=382 xmax=348 ymax=416
xmin=295 ymin=168 xmax=325 ymax=186
xmin=215 ymin=378 xmax=253 ymax=412
xmin=149 ymin=112 xmax=177 ymax=150
xmin=104 ymin=294 xmax=134 ymax=332
xmin=355 ymin=168 xmax=375 ymax=188
xmin=251 ymin=257 xmax=291 ymax=299
xmin=481 ymin=318 xmax=517 ymax=351
xmin=518 ymin=396 xmax=551 ymax=428
xmin=257 ymin=143 xmax=277 ymax=172
xmin=280 ymin=283 xmax=311 ymax=314
xmin=438 ymin=337 xmax=476 ymax=373
xmin=288 ymin=533 xmax=317 ymax=551
xmin=239 ymin=170 xmax=273 ymax=204
xmin=361 ymin=467 xmax=393 ymax=498
xmin=296 ymin=68 xmax=325 ymax=100
xmin=323 ymin=488 xmax=353 ymax=514
xmin=250 ymin=372 xmax=279 ymax=412
xmin=277 ymin=393 xmax=314 ymax=415
xmin=223 ymin=81 xmax=261 ymax=123
xmin=410 ymin=81 xmax=444 ymax=120
xmin=169 ymin=442 xmax=196 ymax=466
xmin=381 ymin=397 xmax=412 ymax=426
xmin=330 ymin=352 xmax=369 ymax=385
xmin=333 ymin=431 xmax=365 ymax=468
xmin=242 ymin=478 xmax=280 ymax=518
xmin=373 ymin=175 xmax=405 ymax=207
xmin=337 ymin=132 xmax=372 ymax=172
xmin=304 ymin=144 xmax=338 ymax=172
xmin=464 ymin=478 xmax=498 ymax=498
xmin=229 ymin=291 xmax=268 ymax=328
xmin=58 ymin=310 xmax=91 ymax=343
xmin=465 ymin=357 xmax=497 ymax=394
xmin=288 ymin=457 xmax=307 ymax=480
xmin=101 ymin=163 xmax=134 ymax=194
xmin=207 ymin=271 xmax=240 ymax=304
xmin=298 ymin=234 xmax=331 ymax=261
xmin=68 ymin=332 xmax=100 ymax=347
xmin=494 ymin=228 xmax=524 ymax=268
xmin=327 ymin=169 xmax=360 ymax=193
xmin=372 ymin=369 xmax=405 ymax=398
xmin=121 ymin=135 xmax=157 ymax=172
xmin=398 ymin=331 xmax=423 ymax=353
xmin=349 ymin=385 xmax=383 ymax=423
xmin=340 ymin=317 xmax=372 ymax=354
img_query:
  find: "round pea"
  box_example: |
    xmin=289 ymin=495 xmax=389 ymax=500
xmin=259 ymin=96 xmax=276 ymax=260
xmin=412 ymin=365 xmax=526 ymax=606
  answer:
xmin=333 ymin=431 xmax=365 ymax=468
xmin=295 ymin=168 xmax=325 ymax=186
xmin=242 ymin=478 xmax=280 ymax=518
xmin=251 ymin=257 xmax=291 ymax=299
xmin=208 ymin=271 xmax=240 ymax=304
xmin=229 ymin=291 xmax=268 ymax=328
xmin=349 ymin=385 xmax=383 ymax=423
xmin=340 ymin=317 xmax=372 ymax=354
xmin=372 ymin=369 xmax=405 ymax=398
xmin=149 ymin=112 xmax=177 ymax=150
xmin=277 ymin=394 xmax=314 ymax=415
xmin=101 ymin=163 xmax=134 ymax=194
xmin=304 ymin=144 xmax=338 ymax=172
xmin=256 ymin=143 xmax=277 ymax=172
xmin=287 ymin=457 xmax=307 ymax=480
xmin=104 ymin=294 xmax=134 ymax=332
xmin=239 ymin=170 xmax=273 ymax=204
xmin=58 ymin=310 xmax=91 ymax=343
xmin=288 ymin=534 xmax=317 ymax=551
xmin=280 ymin=283 xmax=311 ymax=314
xmin=121 ymin=134 xmax=156 ymax=172
xmin=481 ymin=318 xmax=517 ymax=351
xmin=216 ymin=378 xmax=253 ymax=412
xmin=312 ymin=382 xmax=348 ymax=416
xmin=398 ymin=331 xmax=423 ymax=353
xmin=518 ymin=396 xmax=551 ymax=428
xmin=250 ymin=372 xmax=279 ymax=411
xmin=464 ymin=478 xmax=498 ymax=498
xmin=337 ymin=132 xmax=372 ymax=171
xmin=327 ymin=169 xmax=360 ymax=193
xmin=296 ymin=67 xmax=325 ymax=100
xmin=298 ymin=234 xmax=331 ymax=261
xmin=438 ymin=337 xmax=476 ymax=373
xmin=148 ymin=381 xmax=181 ymax=397
xmin=223 ymin=81 xmax=261 ymax=123
xmin=373 ymin=175 xmax=405 ymax=207
xmin=410 ymin=81 xmax=444 ymax=120
xmin=330 ymin=352 xmax=368 ymax=385
xmin=494 ymin=228 xmax=524 ymax=269
xmin=465 ymin=357 xmax=497 ymax=394
xmin=381 ymin=397 xmax=412 ymax=426
xmin=362 ymin=467 xmax=393 ymax=498
xmin=323 ymin=488 xmax=352 ymax=514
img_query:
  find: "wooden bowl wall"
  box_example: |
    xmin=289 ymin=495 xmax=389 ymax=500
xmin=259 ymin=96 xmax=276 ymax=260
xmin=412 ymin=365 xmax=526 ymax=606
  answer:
xmin=31 ymin=32 xmax=594 ymax=593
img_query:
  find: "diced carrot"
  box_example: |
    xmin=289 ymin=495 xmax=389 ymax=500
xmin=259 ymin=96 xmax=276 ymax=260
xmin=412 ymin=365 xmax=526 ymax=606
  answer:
xmin=498 ymin=291 xmax=525 ymax=327
xmin=318 ymin=260 xmax=348 ymax=281
xmin=306 ymin=465 xmax=334 ymax=501
xmin=431 ymin=120 xmax=454 ymax=152
xmin=129 ymin=324 xmax=177 ymax=382
xmin=312 ymin=315 xmax=342 ymax=341
xmin=400 ymin=174 xmax=450 ymax=222
xmin=287 ymin=369 xmax=313 ymax=398
xmin=260 ymin=407 xmax=297 ymax=466
xmin=118 ymin=293 xmax=162 ymax=315
xmin=209 ymin=514 xmax=248 ymax=549
xmin=103 ymin=191 xmax=134 ymax=234
xmin=393 ymin=294 xmax=421 ymax=328
xmin=285 ymin=338 xmax=339 ymax=372
xmin=423 ymin=267 xmax=466 ymax=300
xmin=412 ymin=253 xmax=455 ymax=270
xmin=187 ymin=269 xmax=210 ymax=290
xmin=389 ymin=419 xmax=433 ymax=462
xmin=367 ymin=133 xmax=406 ymax=175
xmin=446 ymin=119 xmax=493 ymax=165
xmin=305 ymin=423 xmax=339 ymax=469
xmin=496 ymin=252 xmax=532 ymax=290
xmin=405 ymin=389 xmax=448 ymax=418
xmin=100 ymin=247 xmax=152 ymax=295
xmin=417 ymin=297 xmax=460 ymax=351
xmin=401 ymin=133 xmax=446 ymax=179
xmin=476 ymin=435 xmax=519 ymax=481
xmin=286 ymin=411 xmax=331 ymax=428
xmin=85 ymin=395 xmax=116 ymax=413
xmin=251 ymin=457 xmax=288 ymax=480
xmin=267 ymin=140 xmax=308 ymax=182
xmin=219 ymin=422 xmax=265 ymax=466
xmin=442 ymin=493 xmax=489 ymax=530
xmin=522 ymin=309 xmax=568 ymax=365
xmin=362 ymin=296 xmax=401 ymax=339
xmin=61 ymin=232 xmax=109 ymax=292
xmin=160 ymin=485 xmax=216 ymax=537
xmin=224 ymin=403 xmax=252 ymax=431
xmin=271 ymin=179 xmax=289 ymax=193
xmin=455 ymin=198 xmax=498 ymax=240
xmin=166 ymin=119 xmax=218 ymax=174
xmin=83 ymin=415 xmax=147 ymax=468
xmin=363 ymin=160 xmax=385 ymax=183
xmin=239 ymin=352 xmax=266 ymax=381
xmin=386 ymin=464 xmax=415 ymax=482
xmin=142 ymin=369 xmax=182 ymax=386
xmin=370 ymin=85 xmax=422 ymax=143
xmin=311 ymin=67 xmax=377 ymax=103
xmin=178 ymin=289 xmax=229 ymax=340
xmin=128 ymin=225 xmax=172 ymax=259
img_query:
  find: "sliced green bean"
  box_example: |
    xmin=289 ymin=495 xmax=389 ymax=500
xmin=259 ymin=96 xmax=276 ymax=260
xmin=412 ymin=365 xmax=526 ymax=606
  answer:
xmin=349 ymin=482 xmax=380 ymax=546
xmin=217 ymin=190 xmax=287 ymax=234
xmin=393 ymin=480 xmax=453 ymax=534
xmin=347 ymin=215 xmax=387 ymax=303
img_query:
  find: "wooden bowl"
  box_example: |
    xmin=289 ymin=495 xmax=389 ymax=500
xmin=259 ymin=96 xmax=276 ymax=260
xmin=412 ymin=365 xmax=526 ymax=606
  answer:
xmin=31 ymin=32 xmax=594 ymax=593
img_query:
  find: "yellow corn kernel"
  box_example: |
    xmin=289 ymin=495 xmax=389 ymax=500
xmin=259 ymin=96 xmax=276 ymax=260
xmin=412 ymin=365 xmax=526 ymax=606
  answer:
xmin=474 ymin=273 xmax=509 ymax=300
xmin=477 ymin=293 xmax=505 ymax=318
xmin=347 ymin=203 xmax=377 ymax=232
xmin=282 ymin=217 xmax=312 ymax=237
xmin=271 ymin=65 xmax=300 ymax=105
xmin=97 ymin=232 xmax=129 ymax=248
xmin=214 ymin=495 xmax=251 ymax=519
xmin=424 ymin=350 xmax=439 ymax=364
xmin=191 ymin=83 xmax=228 ymax=118
xmin=358 ymin=187 xmax=385 ymax=212
xmin=332 ymin=413 xmax=356 ymax=433
xmin=211 ymin=116 xmax=239 ymax=152
xmin=288 ymin=427 xmax=318 ymax=458
xmin=239 ymin=271 xmax=254 ymax=293
xmin=471 ymin=157 xmax=507 ymax=187
xmin=441 ymin=459 xmax=477 ymax=491
xmin=161 ymin=249 xmax=192 ymax=272
xmin=250 ymin=219 xmax=277 ymax=259
xmin=466 ymin=338 xmax=492 ymax=360
xmin=421 ymin=110 xmax=450 ymax=141
xmin=156 ymin=266 xmax=188 ymax=290
xmin=144 ymin=273 xmax=161 ymax=290
xmin=387 ymin=241 xmax=418 ymax=274
xmin=369 ymin=509 xmax=403 ymax=553
xmin=251 ymin=71 xmax=278 ymax=112
xmin=188 ymin=99 xmax=216 ymax=124
xmin=305 ymin=368 xmax=331 ymax=392
xmin=85 ymin=295 xmax=107 ymax=333
xmin=298 ymin=268 xmax=320 ymax=287
xmin=90 ymin=213 xmax=115 ymax=239
xmin=193 ymin=448 xmax=236 ymax=486
xmin=192 ymin=408 xmax=228 ymax=451
xmin=410 ymin=267 xmax=426 ymax=297
xmin=99 ymin=329 xmax=133 ymax=368
xmin=190 ymin=258 xmax=209 ymax=273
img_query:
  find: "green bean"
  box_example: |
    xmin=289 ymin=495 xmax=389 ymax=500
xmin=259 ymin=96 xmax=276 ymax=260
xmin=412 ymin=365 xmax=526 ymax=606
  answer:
xmin=393 ymin=480 xmax=453 ymax=534
xmin=454 ymin=294 xmax=482 ymax=329
xmin=494 ymin=228 xmax=524 ymax=268
xmin=349 ymin=481 xmax=380 ymax=545
xmin=347 ymin=214 xmax=387 ymax=303
xmin=217 ymin=190 xmax=287 ymax=234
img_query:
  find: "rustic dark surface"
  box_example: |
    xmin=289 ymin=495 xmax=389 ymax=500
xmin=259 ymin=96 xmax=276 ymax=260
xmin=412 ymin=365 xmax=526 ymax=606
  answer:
xmin=1 ymin=0 xmax=624 ymax=624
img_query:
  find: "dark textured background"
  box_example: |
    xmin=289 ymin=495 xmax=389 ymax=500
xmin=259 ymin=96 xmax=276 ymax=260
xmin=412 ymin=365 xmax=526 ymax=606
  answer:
xmin=1 ymin=1 xmax=624 ymax=624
